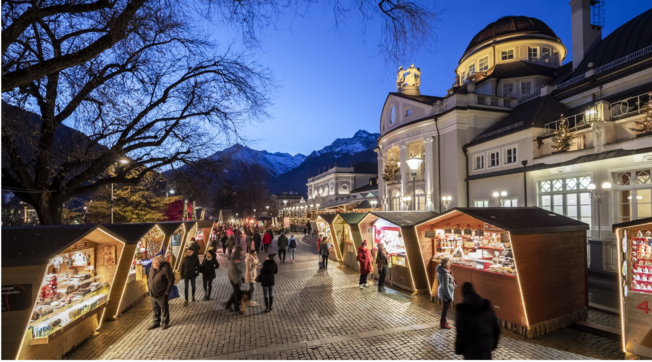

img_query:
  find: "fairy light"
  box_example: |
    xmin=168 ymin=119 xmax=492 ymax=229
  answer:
xmin=15 ymin=266 xmax=49 ymax=360
xmin=414 ymin=210 xmax=456 ymax=296
xmin=509 ymin=232 xmax=530 ymax=328
xmin=413 ymin=224 xmax=433 ymax=296
xmin=615 ymin=226 xmax=627 ymax=352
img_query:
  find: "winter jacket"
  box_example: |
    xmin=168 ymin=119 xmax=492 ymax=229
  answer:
xmin=220 ymin=235 xmax=228 ymax=245
xmin=253 ymin=233 xmax=262 ymax=249
xmin=226 ymin=236 xmax=235 ymax=249
xmin=289 ymin=237 xmax=297 ymax=249
xmin=437 ymin=265 xmax=455 ymax=302
xmin=245 ymin=253 xmax=261 ymax=283
xmin=200 ymin=256 xmax=219 ymax=280
xmin=227 ymin=250 xmax=245 ymax=284
xmin=180 ymin=253 xmax=200 ymax=278
xmin=262 ymin=232 xmax=272 ymax=245
xmin=455 ymin=293 xmax=500 ymax=356
xmin=320 ymin=240 xmax=330 ymax=256
xmin=375 ymin=249 xmax=389 ymax=274
xmin=188 ymin=241 xmax=200 ymax=254
xmin=148 ymin=261 xmax=175 ymax=298
xmin=357 ymin=246 xmax=373 ymax=275
xmin=277 ymin=234 xmax=288 ymax=249
xmin=259 ymin=259 xmax=278 ymax=287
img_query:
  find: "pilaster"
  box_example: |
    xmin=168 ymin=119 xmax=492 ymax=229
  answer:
xmin=399 ymin=144 xmax=408 ymax=211
xmin=424 ymin=137 xmax=435 ymax=211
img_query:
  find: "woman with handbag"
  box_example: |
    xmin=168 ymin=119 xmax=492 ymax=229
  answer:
xmin=245 ymin=250 xmax=262 ymax=307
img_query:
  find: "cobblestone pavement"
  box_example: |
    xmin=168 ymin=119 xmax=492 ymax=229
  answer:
xmin=66 ymin=236 xmax=624 ymax=360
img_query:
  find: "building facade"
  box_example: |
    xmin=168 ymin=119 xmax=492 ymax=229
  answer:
xmin=307 ymin=162 xmax=378 ymax=210
xmin=377 ymin=1 xmax=652 ymax=272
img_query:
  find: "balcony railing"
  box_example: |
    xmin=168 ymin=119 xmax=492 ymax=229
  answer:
xmin=519 ymin=86 xmax=542 ymax=103
xmin=542 ymin=113 xmax=588 ymax=136
xmin=611 ymin=91 xmax=652 ymax=120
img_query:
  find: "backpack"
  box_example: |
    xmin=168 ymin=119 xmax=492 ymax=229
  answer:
xmin=289 ymin=238 xmax=297 ymax=248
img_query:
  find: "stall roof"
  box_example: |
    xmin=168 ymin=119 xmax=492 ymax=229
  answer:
xmin=337 ymin=213 xmax=368 ymax=225
xmin=196 ymin=220 xmax=214 ymax=228
xmin=2 ymin=225 xmax=108 ymax=267
xmin=371 ymin=211 xmax=439 ymax=227
xmin=158 ymin=222 xmax=184 ymax=236
xmin=612 ymin=217 xmax=652 ymax=231
xmin=438 ymin=208 xmax=589 ymax=235
xmin=318 ymin=214 xmax=338 ymax=223
xmin=104 ymin=223 xmax=157 ymax=244
xmin=182 ymin=221 xmax=197 ymax=229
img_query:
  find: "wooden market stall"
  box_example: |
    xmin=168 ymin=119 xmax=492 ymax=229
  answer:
xmin=614 ymin=217 xmax=652 ymax=358
xmin=417 ymin=207 xmax=589 ymax=338
xmin=332 ymin=213 xmax=367 ymax=271
xmin=174 ymin=221 xmax=197 ymax=271
xmin=2 ymin=225 xmax=126 ymax=360
xmin=102 ymin=223 xmax=162 ymax=319
xmin=156 ymin=222 xmax=184 ymax=270
xmin=316 ymin=214 xmax=340 ymax=261
xmin=358 ymin=212 xmax=437 ymax=293
xmin=193 ymin=220 xmax=215 ymax=255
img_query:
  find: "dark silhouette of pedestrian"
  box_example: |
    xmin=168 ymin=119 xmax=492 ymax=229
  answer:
xmin=455 ymin=282 xmax=500 ymax=360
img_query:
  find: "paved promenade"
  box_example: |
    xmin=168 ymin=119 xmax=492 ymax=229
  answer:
xmin=66 ymin=236 xmax=624 ymax=360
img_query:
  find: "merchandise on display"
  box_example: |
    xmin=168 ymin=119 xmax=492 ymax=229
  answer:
xmin=629 ymin=229 xmax=652 ymax=293
xmin=131 ymin=227 xmax=165 ymax=276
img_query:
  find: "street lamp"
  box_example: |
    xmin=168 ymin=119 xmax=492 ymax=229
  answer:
xmin=166 ymin=189 xmax=175 ymax=197
xmin=493 ymin=191 xmax=508 ymax=207
xmin=442 ymin=196 xmax=452 ymax=210
xmin=406 ymin=157 xmax=423 ymax=211
xmin=588 ymin=182 xmax=612 ymax=241
xmin=110 ymin=158 xmax=130 ymax=224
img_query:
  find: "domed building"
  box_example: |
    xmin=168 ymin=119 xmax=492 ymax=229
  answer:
xmin=376 ymin=1 xmax=652 ymax=272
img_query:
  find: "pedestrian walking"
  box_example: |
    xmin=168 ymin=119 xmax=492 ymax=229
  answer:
xmin=187 ymin=237 xmax=200 ymax=254
xmin=245 ymin=250 xmax=261 ymax=307
xmin=180 ymin=248 xmax=200 ymax=306
xmin=246 ymin=232 xmax=253 ymax=253
xmin=226 ymin=235 xmax=235 ymax=258
xmin=375 ymin=243 xmax=389 ymax=292
xmin=200 ymin=248 xmax=219 ymax=300
xmin=221 ymin=233 xmax=228 ymax=254
xmin=306 ymin=220 xmax=312 ymax=236
xmin=319 ymin=236 xmax=330 ymax=269
xmin=259 ymin=253 xmax=278 ymax=313
xmin=437 ymin=257 xmax=456 ymax=329
xmin=209 ymin=229 xmax=218 ymax=250
xmin=277 ymin=232 xmax=288 ymax=263
xmin=288 ymin=235 xmax=297 ymax=263
xmin=357 ymin=240 xmax=372 ymax=288
xmin=455 ymin=283 xmax=500 ymax=360
xmin=147 ymin=255 xmax=175 ymax=330
xmin=226 ymin=246 xmax=245 ymax=315
xmin=253 ymin=231 xmax=262 ymax=252
xmin=262 ymin=230 xmax=272 ymax=252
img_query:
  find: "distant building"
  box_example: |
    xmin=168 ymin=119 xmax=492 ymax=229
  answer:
xmin=321 ymin=178 xmax=379 ymax=213
xmin=269 ymin=193 xmax=305 ymax=218
xmin=306 ymin=162 xmax=378 ymax=211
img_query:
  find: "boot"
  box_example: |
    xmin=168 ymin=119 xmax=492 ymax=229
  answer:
xmin=264 ymin=297 xmax=270 ymax=313
xmin=440 ymin=321 xmax=452 ymax=329
xmin=269 ymin=297 xmax=274 ymax=311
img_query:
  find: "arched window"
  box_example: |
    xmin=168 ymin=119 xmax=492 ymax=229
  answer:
xmin=392 ymin=190 xmax=401 ymax=211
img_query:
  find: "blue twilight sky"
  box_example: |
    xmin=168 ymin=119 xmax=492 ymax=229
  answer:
xmin=204 ymin=0 xmax=651 ymax=156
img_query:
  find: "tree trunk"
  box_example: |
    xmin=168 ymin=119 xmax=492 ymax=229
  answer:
xmin=33 ymin=193 xmax=63 ymax=225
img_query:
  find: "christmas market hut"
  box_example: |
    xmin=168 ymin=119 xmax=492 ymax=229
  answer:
xmin=2 ymin=225 xmax=126 ymax=360
xmin=358 ymin=211 xmax=437 ymax=293
xmin=102 ymin=223 xmax=162 ymax=319
xmin=614 ymin=217 xmax=652 ymax=358
xmin=173 ymin=221 xmax=198 ymax=271
xmin=332 ymin=213 xmax=367 ymax=271
xmin=156 ymin=222 xmax=184 ymax=270
xmin=416 ymin=207 xmax=589 ymax=338
xmin=316 ymin=214 xmax=340 ymax=261
xmin=193 ymin=220 xmax=216 ymax=254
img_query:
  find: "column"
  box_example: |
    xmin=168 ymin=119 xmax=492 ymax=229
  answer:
xmin=399 ymin=144 xmax=408 ymax=211
xmin=424 ymin=136 xmax=435 ymax=211
xmin=375 ymin=148 xmax=384 ymax=208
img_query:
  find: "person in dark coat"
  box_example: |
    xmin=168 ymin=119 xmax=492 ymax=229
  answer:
xmin=220 ymin=233 xmax=228 ymax=254
xmin=277 ymin=232 xmax=288 ymax=263
xmin=253 ymin=231 xmax=262 ymax=252
xmin=147 ymin=256 xmax=175 ymax=330
xmin=319 ymin=236 xmax=330 ymax=269
xmin=180 ymin=248 xmax=200 ymax=306
xmin=375 ymin=243 xmax=389 ymax=292
xmin=226 ymin=246 xmax=245 ymax=315
xmin=259 ymin=253 xmax=278 ymax=313
xmin=357 ymin=240 xmax=373 ymax=288
xmin=306 ymin=220 xmax=312 ymax=236
xmin=187 ymin=237 xmax=200 ymax=255
xmin=437 ymin=257 xmax=456 ymax=329
xmin=455 ymin=283 xmax=500 ymax=360
xmin=200 ymin=249 xmax=219 ymax=300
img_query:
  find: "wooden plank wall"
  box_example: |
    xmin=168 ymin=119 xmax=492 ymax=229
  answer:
xmin=104 ymin=244 xmax=137 ymax=319
xmin=400 ymin=226 xmax=430 ymax=293
xmin=513 ymin=230 xmax=587 ymax=326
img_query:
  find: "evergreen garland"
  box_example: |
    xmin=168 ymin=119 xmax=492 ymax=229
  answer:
xmin=551 ymin=115 xmax=576 ymax=152
xmin=630 ymin=93 xmax=652 ymax=134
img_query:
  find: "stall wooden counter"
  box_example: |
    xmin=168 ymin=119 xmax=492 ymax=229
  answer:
xmin=614 ymin=217 xmax=652 ymax=358
xmin=333 ymin=213 xmax=367 ymax=271
xmin=417 ymin=207 xmax=589 ymax=338
xmin=2 ymin=225 xmax=126 ymax=360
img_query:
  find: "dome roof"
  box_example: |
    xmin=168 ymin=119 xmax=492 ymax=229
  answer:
xmin=463 ymin=16 xmax=560 ymax=58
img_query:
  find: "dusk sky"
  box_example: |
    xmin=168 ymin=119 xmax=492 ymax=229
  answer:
xmin=207 ymin=0 xmax=651 ymax=156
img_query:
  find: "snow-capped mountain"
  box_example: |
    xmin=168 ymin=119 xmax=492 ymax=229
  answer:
xmin=306 ymin=130 xmax=379 ymax=159
xmin=209 ymin=144 xmax=305 ymax=177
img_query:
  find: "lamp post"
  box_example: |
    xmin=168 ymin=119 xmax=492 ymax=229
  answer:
xmin=588 ymin=182 xmax=612 ymax=241
xmin=442 ymin=196 xmax=452 ymax=211
xmin=166 ymin=189 xmax=175 ymax=198
xmin=493 ymin=191 xmax=508 ymax=207
xmin=406 ymin=157 xmax=423 ymax=211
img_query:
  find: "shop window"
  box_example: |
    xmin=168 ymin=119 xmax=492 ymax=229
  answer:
xmin=489 ymin=151 xmax=500 ymax=167
xmin=474 ymin=154 xmax=484 ymax=170
xmin=501 ymin=49 xmax=514 ymax=60
xmin=528 ymin=47 xmax=539 ymax=61
xmin=479 ymin=57 xmax=489 ymax=71
xmin=521 ymin=81 xmax=532 ymax=96
xmin=542 ymin=47 xmax=552 ymax=63
xmin=504 ymin=146 xmax=517 ymax=164
xmin=538 ymin=177 xmax=592 ymax=225
xmin=469 ymin=63 xmax=475 ymax=75
xmin=475 ymin=200 xmax=489 ymax=207
xmin=502 ymin=82 xmax=514 ymax=98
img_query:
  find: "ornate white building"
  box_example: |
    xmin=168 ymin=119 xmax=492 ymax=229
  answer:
xmin=307 ymin=162 xmax=378 ymax=211
xmin=376 ymin=1 xmax=652 ymax=271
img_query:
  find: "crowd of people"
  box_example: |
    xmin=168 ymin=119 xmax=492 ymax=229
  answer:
xmin=146 ymin=224 xmax=501 ymax=360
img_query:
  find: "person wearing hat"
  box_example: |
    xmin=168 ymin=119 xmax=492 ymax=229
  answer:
xmin=259 ymin=253 xmax=278 ymax=312
xmin=187 ymin=237 xmax=200 ymax=255
xmin=180 ymin=247 xmax=200 ymax=305
xmin=200 ymin=248 xmax=219 ymax=300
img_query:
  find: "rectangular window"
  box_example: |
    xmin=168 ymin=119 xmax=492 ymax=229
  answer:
xmin=474 ymin=154 xmax=484 ymax=170
xmin=479 ymin=57 xmax=489 ymax=71
xmin=614 ymin=168 xmax=652 ymax=222
xmin=405 ymin=108 xmax=411 ymax=117
xmin=489 ymin=151 xmax=500 ymax=167
xmin=469 ymin=64 xmax=475 ymax=75
xmin=542 ymin=47 xmax=552 ymax=63
xmin=474 ymin=200 xmax=489 ymax=207
xmin=502 ymin=82 xmax=514 ymax=98
xmin=503 ymin=198 xmax=518 ymax=207
xmin=538 ymin=177 xmax=592 ymax=227
xmin=528 ymin=47 xmax=539 ymax=61
xmin=501 ymin=49 xmax=514 ymax=60
xmin=520 ymin=81 xmax=532 ymax=96
xmin=505 ymin=147 xmax=517 ymax=164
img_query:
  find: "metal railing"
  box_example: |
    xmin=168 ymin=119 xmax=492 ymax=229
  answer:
xmin=603 ymin=238 xmax=617 ymax=272
xmin=475 ymin=122 xmax=524 ymax=140
xmin=519 ymin=86 xmax=542 ymax=103
xmin=611 ymin=91 xmax=652 ymax=120
xmin=542 ymin=113 xmax=588 ymax=136
xmin=558 ymin=74 xmax=586 ymax=90
xmin=476 ymin=94 xmax=514 ymax=108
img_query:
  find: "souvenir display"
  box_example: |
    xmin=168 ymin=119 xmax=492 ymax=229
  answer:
xmin=630 ymin=230 xmax=652 ymax=294
xmin=130 ymin=227 xmax=165 ymax=277
xmin=374 ymin=220 xmax=407 ymax=265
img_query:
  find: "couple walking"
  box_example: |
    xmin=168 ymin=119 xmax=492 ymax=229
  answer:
xmin=225 ymin=246 xmax=279 ymax=314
